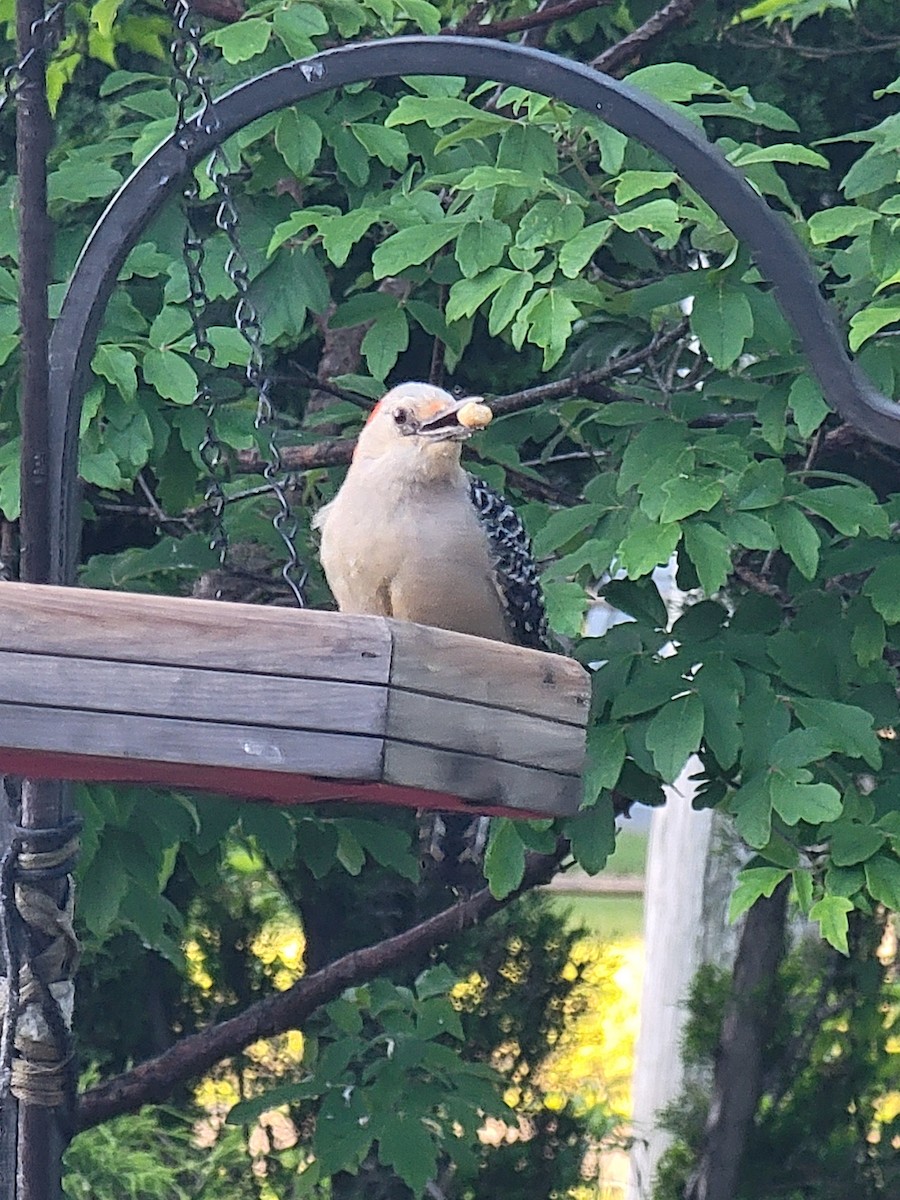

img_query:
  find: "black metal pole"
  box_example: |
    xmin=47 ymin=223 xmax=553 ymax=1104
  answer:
xmin=17 ymin=0 xmax=53 ymax=587
xmin=9 ymin=4 xmax=71 ymax=1200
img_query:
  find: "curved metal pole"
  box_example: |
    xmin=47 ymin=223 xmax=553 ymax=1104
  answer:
xmin=47 ymin=35 xmax=900 ymax=583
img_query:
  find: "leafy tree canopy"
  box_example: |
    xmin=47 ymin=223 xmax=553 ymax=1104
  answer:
xmin=0 ymin=0 xmax=899 ymax=1192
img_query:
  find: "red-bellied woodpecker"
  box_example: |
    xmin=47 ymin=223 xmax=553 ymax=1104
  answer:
xmin=314 ymin=382 xmax=550 ymax=886
xmin=314 ymin=382 xmax=548 ymax=650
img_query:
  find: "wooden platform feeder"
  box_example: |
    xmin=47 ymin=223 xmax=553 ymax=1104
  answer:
xmin=0 ymin=583 xmax=590 ymax=818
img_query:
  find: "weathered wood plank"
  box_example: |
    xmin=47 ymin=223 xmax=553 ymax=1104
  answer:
xmin=0 ymin=702 xmax=385 ymax=779
xmin=383 ymin=740 xmax=582 ymax=817
xmin=387 ymin=619 xmax=589 ymax=726
xmin=0 ymin=582 xmax=590 ymax=816
xmin=386 ymin=688 xmax=583 ymax=775
xmin=0 ymin=650 xmax=387 ymax=736
xmin=0 ymin=583 xmax=393 ymax=683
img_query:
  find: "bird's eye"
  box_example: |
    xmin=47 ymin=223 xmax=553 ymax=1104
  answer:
xmin=393 ymin=407 xmax=408 ymax=425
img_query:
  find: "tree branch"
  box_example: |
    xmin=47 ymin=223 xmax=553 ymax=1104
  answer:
xmin=453 ymin=0 xmax=614 ymax=38
xmin=74 ymin=847 xmax=565 ymax=1131
xmin=592 ymin=0 xmax=704 ymax=74
xmin=235 ymin=323 xmax=688 ymax=478
xmin=191 ymin=0 xmax=245 ymax=21
xmin=685 ymin=880 xmax=789 ymax=1200
xmin=490 ymin=320 xmax=689 ymax=416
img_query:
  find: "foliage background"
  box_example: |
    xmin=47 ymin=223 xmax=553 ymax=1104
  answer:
xmin=0 ymin=0 xmax=899 ymax=1195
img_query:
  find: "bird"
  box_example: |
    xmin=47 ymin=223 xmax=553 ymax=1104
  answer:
xmin=313 ymin=382 xmax=551 ymax=888
xmin=313 ymin=382 xmax=548 ymax=650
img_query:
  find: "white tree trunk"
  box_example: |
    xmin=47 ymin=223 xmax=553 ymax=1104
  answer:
xmin=627 ymin=775 xmax=744 ymax=1200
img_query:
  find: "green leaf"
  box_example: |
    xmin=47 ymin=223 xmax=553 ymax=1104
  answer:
xmin=604 ymin=578 xmax=668 ymax=627
xmin=93 ymin=345 xmax=137 ymax=402
xmin=360 ymin=307 xmax=409 ymax=380
xmin=273 ymin=2 xmax=328 ymax=54
xmin=718 ymin=511 xmax=778 ymax=551
xmin=659 ymin=478 xmax=724 ymax=522
xmin=48 ymin=161 xmax=122 ymax=204
xmin=446 ymin=266 xmax=514 ymax=321
xmin=275 ymin=109 xmax=323 ymax=178
xmin=395 ymin=0 xmax=442 ymax=35
xmin=768 ymin=727 xmax=832 ymax=769
xmin=516 ymin=199 xmax=583 ymax=249
xmin=645 ymin=692 xmax=704 ymax=784
xmin=611 ymin=199 xmax=681 ymax=238
xmin=848 ymin=302 xmax=900 ymax=352
xmin=731 ymin=142 xmax=829 ymax=169
xmin=142 ymin=348 xmax=198 ymax=405
xmin=343 ymin=819 xmax=419 ymax=882
xmin=241 ymin=807 xmax=295 ymax=869
xmin=314 ymin=1088 xmax=373 ymax=1177
xmin=415 ymin=963 xmax=457 ymax=1000
xmin=455 ymin=220 xmax=510 ymax=279
xmin=730 ymin=776 xmax=773 ymax=849
xmin=801 ymin=484 xmax=888 ymax=537
xmin=617 ymin=517 xmax=681 ymax=580
xmin=149 ymin=305 xmax=192 ymax=349
xmin=614 ymin=171 xmax=677 ymax=205
xmin=807 ymin=206 xmax=877 ymax=245
xmin=862 ymin=556 xmax=900 ymax=623
xmin=830 ymin=823 xmax=886 ymax=867
xmin=757 ymin=389 xmax=787 ymax=451
xmin=558 ymin=221 xmax=613 ymax=279
xmin=488 ymin=271 xmax=533 ymax=335
xmin=78 ymin=843 xmax=129 ymax=937
xmin=376 ymin=1117 xmax=437 ymax=1194
xmin=484 ymin=819 xmax=526 ymax=899
xmin=826 ymin=863 xmax=865 ymax=899
xmin=208 ymin=17 xmax=271 ymax=64
xmin=319 ymin=210 xmax=380 ymax=267
xmin=690 ymin=281 xmax=754 ymax=369
xmin=793 ymin=868 xmax=813 ymax=914
xmin=788 ymin=376 xmax=830 ymax=437
xmin=0 ymin=438 xmax=21 ymax=520
xmin=863 ymin=852 xmax=900 ymax=909
xmin=373 ymin=223 xmax=463 ymax=279
xmin=849 ymin=599 xmax=885 ymax=667
xmin=682 ymin=521 xmax=732 ymax=594
xmin=771 ymin=503 xmax=820 ymax=579
xmin=583 ymin=724 xmax=626 ymax=802
xmin=566 ymin=794 xmax=615 ymax=875
xmin=732 ymin=458 xmax=785 ymax=510
xmin=810 ymin=895 xmax=853 ymax=955
xmin=729 ymin=866 xmax=788 ymax=922
xmin=618 ymin=420 xmax=689 ymax=495
xmin=627 ymin=63 xmax=720 ymax=101
xmin=351 ymin=124 xmax=409 ymax=170
xmin=793 ymin=698 xmax=882 ymax=768
xmin=516 ymin=289 xmax=581 ymax=369
xmin=336 ymin=827 xmax=365 ymax=875
xmin=770 ymin=775 xmax=842 ymax=826
xmin=542 ymin=579 xmax=589 ymax=637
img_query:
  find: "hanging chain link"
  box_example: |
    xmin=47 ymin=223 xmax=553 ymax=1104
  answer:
xmin=170 ymin=0 xmax=230 ymax=574
xmin=0 ymin=2 xmax=65 ymax=118
xmin=167 ymin=0 xmax=309 ymax=605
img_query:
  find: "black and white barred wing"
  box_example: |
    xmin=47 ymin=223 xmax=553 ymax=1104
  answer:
xmin=467 ymin=475 xmax=549 ymax=651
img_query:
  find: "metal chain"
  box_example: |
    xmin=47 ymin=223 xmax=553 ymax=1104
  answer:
xmin=169 ymin=0 xmax=230 ymax=574
xmin=0 ymin=2 xmax=66 ymax=119
xmin=167 ymin=0 xmax=308 ymax=606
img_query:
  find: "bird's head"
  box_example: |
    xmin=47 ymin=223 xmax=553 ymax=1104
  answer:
xmin=353 ymin=383 xmax=492 ymax=474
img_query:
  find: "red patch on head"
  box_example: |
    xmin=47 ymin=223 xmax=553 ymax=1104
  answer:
xmin=364 ymin=398 xmax=384 ymax=426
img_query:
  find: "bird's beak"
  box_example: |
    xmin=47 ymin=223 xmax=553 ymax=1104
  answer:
xmin=416 ymin=396 xmax=492 ymax=442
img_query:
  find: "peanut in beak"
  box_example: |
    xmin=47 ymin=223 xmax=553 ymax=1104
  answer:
xmin=456 ymin=401 xmax=493 ymax=429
